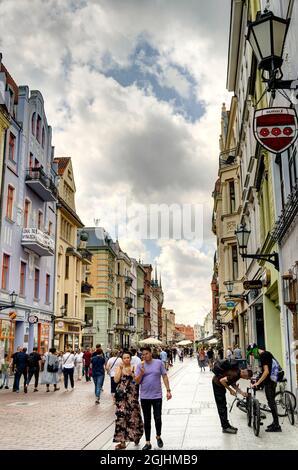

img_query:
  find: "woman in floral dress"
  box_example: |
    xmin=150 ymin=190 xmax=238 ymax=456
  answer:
xmin=113 ymin=351 xmax=144 ymax=450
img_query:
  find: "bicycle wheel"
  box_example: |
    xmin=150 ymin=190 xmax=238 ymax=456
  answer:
xmin=253 ymin=399 xmax=261 ymax=437
xmin=285 ymin=393 xmax=295 ymax=425
xmin=275 ymin=391 xmax=297 ymax=417
xmin=247 ymin=396 xmax=252 ymax=427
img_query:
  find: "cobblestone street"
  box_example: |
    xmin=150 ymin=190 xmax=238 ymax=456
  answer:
xmin=0 ymin=358 xmax=297 ymax=450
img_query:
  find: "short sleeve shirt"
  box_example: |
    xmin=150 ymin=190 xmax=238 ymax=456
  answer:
xmin=213 ymin=369 xmax=241 ymax=387
xmin=136 ymin=359 xmax=167 ymax=399
xmin=259 ymin=351 xmax=273 ymax=383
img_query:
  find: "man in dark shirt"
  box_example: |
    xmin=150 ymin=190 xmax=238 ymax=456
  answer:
xmin=91 ymin=346 xmax=106 ymax=404
xmin=13 ymin=347 xmax=29 ymax=393
xmin=26 ymin=347 xmax=42 ymax=392
xmin=247 ymin=343 xmax=281 ymax=432
xmin=83 ymin=347 xmax=92 ymax=382
xmin=212 ymin=363 xmax=253 ymax=434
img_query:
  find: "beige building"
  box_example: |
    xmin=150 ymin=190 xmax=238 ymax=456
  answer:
xmin=53 ymin=158 xmax=92 ymax=351
xmin=114 ymin=242 xmax=133 ymax=349
xmin=212 ymin=100 xmax=246 ymax=355
xmin=161 ymin=308 xmax=175 ymax=344
xmin=136 ymin=263 xmax=145 ymax=341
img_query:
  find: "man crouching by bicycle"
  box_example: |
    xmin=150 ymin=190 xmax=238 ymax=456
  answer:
xmin=246 ymin=343 xmax=282 ymax=433
xmin=212 ymin=359 xmax=253 ymax=434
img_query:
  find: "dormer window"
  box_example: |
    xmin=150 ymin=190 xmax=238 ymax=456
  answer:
xmin=31 ymin=112 xmax=36 ymax=136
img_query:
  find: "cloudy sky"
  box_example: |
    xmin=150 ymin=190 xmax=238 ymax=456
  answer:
xmin=0 ymin=0 xmax=231 ymax=326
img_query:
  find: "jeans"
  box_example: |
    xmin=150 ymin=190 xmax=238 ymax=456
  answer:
xmin=14 ymin=368 xmax=28 ymax=391
xmin=265 ymin=380 xmax=279 ymax=425
xmin=27 ymin=367 xmax=39 ymax=388
xmin=212 ymin=378 xmax=230 ymax=429
xmin=75 ymin=363 xmax=83 ymax=380
xmin=63 ymin=367 xmax=74 ymax=389
xmin=1 ymin=371 xmax=9 ymax=387
xmin=141 ymin=399 xmax=162 ymax=441
xmin=93 ymin=374 xmax=105 ymax=398
xmin=84 ymin=365 xmax=91 ymax=381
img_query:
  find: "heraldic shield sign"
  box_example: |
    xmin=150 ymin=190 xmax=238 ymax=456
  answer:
xmin=253 ymin=107 xmax=298 ymax=154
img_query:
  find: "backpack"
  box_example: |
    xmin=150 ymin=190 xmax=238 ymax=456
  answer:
xmin=270 ymin=358 xmax=284 ymax=383
xmin=212 ymin=359 xmax=240 ymax=377
xmin=28 ymin=354 xmax=37 ymax=368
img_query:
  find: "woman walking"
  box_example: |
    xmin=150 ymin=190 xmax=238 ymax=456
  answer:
xmin=198 ymin=347 xmax=206 ymax=372
xmin=62 ymin=348 xmax=75 ymax=390
xmin=106 ymin=350 xmax=123 ymax=402
xmin=40 ymin=348 xmax=60 ymax=392
xmin=113 ymin=351 xmax=144 ymax=450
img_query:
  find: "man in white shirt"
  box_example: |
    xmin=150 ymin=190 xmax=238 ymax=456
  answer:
xmin=105 ymin=351 xmax=123 ymax=401
xmin=130 ymin=348 xmax=141 ymax=368
xmin=74 ymin=349 xmax=84 ymax=381
xmin=62 ymin=348 xmax=76 ymax=390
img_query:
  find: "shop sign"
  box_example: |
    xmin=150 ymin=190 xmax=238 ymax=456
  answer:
xmin=83 ymin=327 xmax=96 ymax=334
xmin=8 ymin=311 xmax=17 ymax=320
xmin=68 ymin=325 xmax=80 ymax=333
xmin=56 ymin=321 xmax=65 ymax=330
xmin=28 ymin=314 xmax=38 ymax=324
xmin=226 ymin=301 xmax=236 ymax=310
xmin=243 ymin=280 xmax=263 ymax=290
xmin=253 ymin=107 xmax=298 ymax=154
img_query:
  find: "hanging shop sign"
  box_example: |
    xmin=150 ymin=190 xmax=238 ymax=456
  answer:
xmin=226 ymin=301 xmax=236 ymax=310
xmin=253 ymin=107 xmax=298 ymax=154
xmin=243 ymin=280 xmax=263 ymax=290
xmin=8 ymin=311 xmax=17 ymax=320
xmin=28 ymin=314 xmax=38 ymax=324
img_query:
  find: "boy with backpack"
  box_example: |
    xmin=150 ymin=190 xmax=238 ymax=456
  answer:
xmin=26 ymin=347 xmax=42 ymax=392
xmin=246 ymin=343 xmax=283 ymax=432
xmin=212 ymin=358 xmax=253 ymax=434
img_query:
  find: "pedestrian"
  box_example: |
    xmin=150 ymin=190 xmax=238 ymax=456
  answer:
xmin=160 ymin=348 xmax=168 ymax=370
xmin=198 ymin=347 xmax=206 ymax=372
xmin=226 ymin=346 xmax=233 ymax=360
xmin=26 ymin=347 xmax=42 ymax=392
xmin=246 ymin=343 xmax=282 ymax=432
xmin=106 ymin=350 xmax=123 ymax=402
xmin=91 ymin=345 xmax=105 ymax=404
xmin=40 ymin=348 xmax=60 ymax=392
xmin=178 ymin=348 xmax=184 ymax=362
xmin=233 ymin=344 xmax=242 ymax=359
xmin=12 ymin=347 xmax=28 ymax=393
xmin=62 ymin=348 xmax=75 ymax=391
xmin=130 ymin=348 xmax=141 ymax=368
xmin=212 ymin=358 xmax=252 ymax=434
xmin=172 ymin=347 xmax=177 ymax=362
xmin=218 ymin=347 xmax=224 ymax=360
xmin=135 ymin=346 xmax=172 ymax=451
xmin=74 ymin=349 xmax=84 ymax=381
xmin=0 ymin=353 xmax=10 ymax=389
xmin=207 ymin=347 xmax=215 ymax=371
xmin=83 ymin=347 xmax=92 ymax=381
xmin=113 ymin=351 xmax=144 ymax=449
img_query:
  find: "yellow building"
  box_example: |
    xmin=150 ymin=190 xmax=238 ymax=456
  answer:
xmin=53 ymin=157 xmax=92 ymax=350
xmin=0 ymin=60 xmax=11 ymax=197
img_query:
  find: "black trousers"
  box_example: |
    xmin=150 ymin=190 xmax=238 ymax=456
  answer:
xmin=264 ymin=380 xmax=279 ymax=425
xmin=63 ymin=368 xmax=74 ymax=389
xmin=84 ymin=365 xmax=91 ymax=381
xmin=212 ymin=378 xmax=230 ymax=429
xmin=141 ymin=399 xmax=162 ymax=441
xmin=27 ymin=367 xmax=39 ymax=388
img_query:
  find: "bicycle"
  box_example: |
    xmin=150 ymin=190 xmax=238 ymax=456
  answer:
xmin=275 ymin=378 xmax=296 ymax=425
xmin=230 ymin=379 xmax=262 ymax=437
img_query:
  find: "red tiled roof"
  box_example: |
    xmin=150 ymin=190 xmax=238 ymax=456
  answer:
xmin=53 ymin=157 xmax=71 ymax=175
xmin=0 ymin=63 xmax=18 ymax=103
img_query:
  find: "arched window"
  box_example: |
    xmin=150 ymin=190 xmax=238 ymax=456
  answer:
xmin=41 ymin=127 xmax=45 ymax=148
xmin=31 ymin=112 xmax=36 ymax=135
xmin=36 ymin=115 xmax=42 ymax=143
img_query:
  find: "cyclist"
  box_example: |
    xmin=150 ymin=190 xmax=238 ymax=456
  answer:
xmin=246 ymin=343 xmax=282 ymax=433
xmin=212 ymin=359 xmax=253 ymax=434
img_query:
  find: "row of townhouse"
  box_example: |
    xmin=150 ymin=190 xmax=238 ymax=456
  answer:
xmin=0 ymin=56 xmax=175 ymax=358
xmin=212 ymin=0 xmax=298 ymax=401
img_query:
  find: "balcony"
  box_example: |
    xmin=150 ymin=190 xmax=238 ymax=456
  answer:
xmin=21 ymin=228 xmax=54 ymax=256
xmin=219 ymin=148 xmax=237 ymax=170
xmin=78 ymin=248 xmax=93 ymax=265
xmin=81 ymin=281 xmax=93 ymax=296
xmin=271 ymin=180 xmax=298 ymax=243
xmin=125 ymin=276 xmax=133 ymax=286
xmin=125 ymin=297 xmax=133 ymax=309
xmin=114 ymin=323 xmax=131 ymax=331
xmin=137 ymin=308 xmax=145 ymax=314
xmin=25 ymin=168 xmax=57 ymax=202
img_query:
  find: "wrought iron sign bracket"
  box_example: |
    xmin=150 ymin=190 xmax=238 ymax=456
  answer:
xmin=241 ymin=252 xmax=279 ymax=271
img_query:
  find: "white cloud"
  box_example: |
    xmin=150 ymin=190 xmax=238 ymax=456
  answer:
xmin=0 ymin=0 xmax=231 ymax=325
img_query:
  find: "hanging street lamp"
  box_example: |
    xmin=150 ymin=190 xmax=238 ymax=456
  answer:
xmin=235 ymin=224 xmax=279 ymax=271
xmin=0 ymin=291 xmax=18 ymax=311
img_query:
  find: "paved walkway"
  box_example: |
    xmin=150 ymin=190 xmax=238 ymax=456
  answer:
xmin=0 ymin=358 xmax=297 ymax=450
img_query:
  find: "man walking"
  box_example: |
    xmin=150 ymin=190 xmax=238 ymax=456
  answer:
xmin=135 ymin=346 xmax=172 ymax=450
xmin=27 ymin=347 xmax=42 ymax=391
xmin=83 ymin=347 xmax=92 ymax=382
xmin=212 ymin=359 xmax=253 ymax=433
xmin=91 ymin=345 xmax=105 ymax=404
xmin=247 ymin=343 xmax=282 ymax=432
xmin=207 ymin=347 xmax=215 ymax=371
xmin=74 ymin=349 xmax=84 ymax=381
xmin=159 ymin=348 xmax=168 ymax=370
